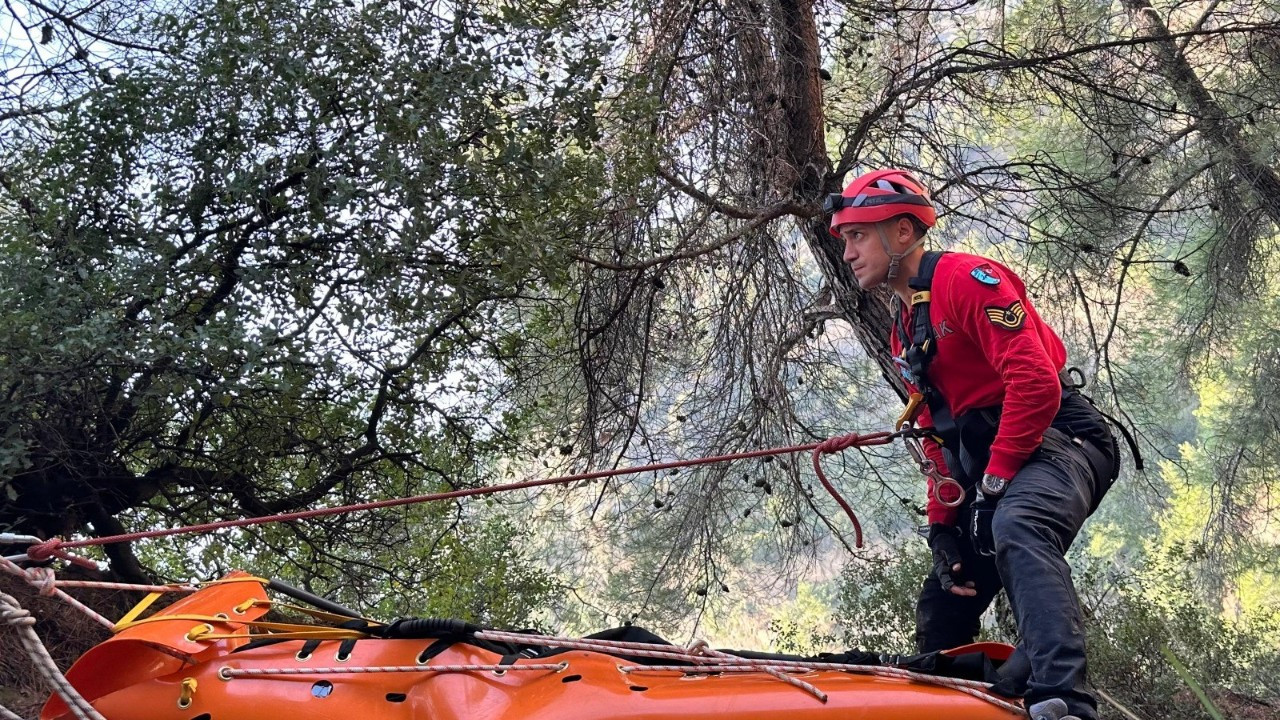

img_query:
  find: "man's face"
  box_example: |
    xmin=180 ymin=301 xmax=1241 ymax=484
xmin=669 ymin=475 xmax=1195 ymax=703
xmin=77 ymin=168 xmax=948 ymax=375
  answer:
xmin=839 ymin=222 xmax=888 ymax=289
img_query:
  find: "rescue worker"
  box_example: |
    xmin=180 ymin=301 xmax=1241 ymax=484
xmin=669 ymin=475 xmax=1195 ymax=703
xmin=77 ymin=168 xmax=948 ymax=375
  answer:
xmin=826 ymin=169 xmax=1122 ymax=720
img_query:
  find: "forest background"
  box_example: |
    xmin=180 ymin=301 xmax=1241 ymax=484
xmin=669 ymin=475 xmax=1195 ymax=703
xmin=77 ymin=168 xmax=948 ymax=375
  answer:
xmin=1 ymin=0 xmax=1279 ymax=718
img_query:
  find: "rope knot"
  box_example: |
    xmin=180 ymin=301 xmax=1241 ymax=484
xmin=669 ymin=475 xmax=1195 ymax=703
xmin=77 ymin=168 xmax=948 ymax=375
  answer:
xmin=685 ymin=639 xmax=711 ymax=655
xmin=25 ymin=538 xmax=98 ymax=571
xmin=25 ymin=538 xmax=64 ymax=563
xmin=811 ymin=433 xmax=882 ymax=549
xmin=816 ymin=433 xmax=865 ymax=455
xmin=24 ymin=566 xmax=58 ymax=596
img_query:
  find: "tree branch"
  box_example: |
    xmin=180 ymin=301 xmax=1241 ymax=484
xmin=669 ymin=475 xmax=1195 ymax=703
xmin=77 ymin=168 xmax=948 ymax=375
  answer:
xmin=571 ymin=200 xmax=816 ymax=271
xmin=657 ymin=166 xmax=771 ymax=219
xmin=26 ymin=0 xmax=164 ymax=53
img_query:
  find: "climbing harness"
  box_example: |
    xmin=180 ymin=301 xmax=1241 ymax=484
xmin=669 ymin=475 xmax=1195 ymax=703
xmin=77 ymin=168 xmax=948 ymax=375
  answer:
xmin=896 ymin=393 xmax=965 ymax=508
xmin=889 ymin=250 xmax=969 ymax=506
xmin=889 ymin=251 xmax=1144 ymax=496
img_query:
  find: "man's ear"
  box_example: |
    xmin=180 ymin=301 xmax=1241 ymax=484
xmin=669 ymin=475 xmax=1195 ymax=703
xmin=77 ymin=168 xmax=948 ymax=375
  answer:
xmin=896 ymin=216 xmax=917 ymax=245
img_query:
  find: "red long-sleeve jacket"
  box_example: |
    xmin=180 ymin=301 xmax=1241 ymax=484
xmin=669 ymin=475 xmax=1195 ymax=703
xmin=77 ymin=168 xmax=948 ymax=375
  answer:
xmin=889 ymin=252 xmax=1067 ymax=525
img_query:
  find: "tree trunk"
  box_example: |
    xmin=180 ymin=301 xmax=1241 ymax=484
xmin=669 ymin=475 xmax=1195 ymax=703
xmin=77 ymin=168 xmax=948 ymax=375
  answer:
xmin=772 ymin=0 xmax=908 ymax=401
xmin=1123 ymin=0 xmax=1280 ymax=226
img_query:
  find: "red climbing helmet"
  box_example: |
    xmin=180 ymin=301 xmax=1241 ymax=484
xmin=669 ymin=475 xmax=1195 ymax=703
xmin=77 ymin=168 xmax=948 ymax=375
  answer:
xmin=826 ymin=169 xmax=937 ymax=237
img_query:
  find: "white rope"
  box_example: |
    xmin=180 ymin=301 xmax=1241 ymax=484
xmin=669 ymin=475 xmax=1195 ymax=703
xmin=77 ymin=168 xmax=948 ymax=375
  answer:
xmin=49 ymin=580 xmax=198 ymax=594
xmin=0 ymin=592 xmax=106 ymax=720
xmin=478 ymin=628 xmax=990 ymax=687
xmin=686 ymin=639 xmax=826 ymax=702
xmin=476 ymin=628 xmax=1022 ymax=715
xmin=0 ymin=702 xmax=28 ymax=720
xmin=0 ymin=559 xmax=113 ymax=629
xmin=220 ymin=662 xmax=568 ymax=678
xmin=619 ymin=662 xmax=1025 ymax=714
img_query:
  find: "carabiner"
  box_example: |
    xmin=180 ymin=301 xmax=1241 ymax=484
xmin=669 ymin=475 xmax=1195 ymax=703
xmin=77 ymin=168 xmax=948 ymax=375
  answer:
xmin=904 ymin=434 xmax=931 ymax=467
xmin=896 ymin=392 xmax=926 ymax=431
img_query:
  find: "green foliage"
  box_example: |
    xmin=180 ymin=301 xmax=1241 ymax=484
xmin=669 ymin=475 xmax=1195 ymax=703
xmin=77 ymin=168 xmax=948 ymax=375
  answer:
xmin=0 ymin=0 xmax=610 ymax=593
xmin=410 ymin=516 xmax=559 ymax=628
xmin=813 ymin=538 xmax=1280 ymax=714
xmin=1161 ymin=645 xmax=1227 ymax=720
xmin=5 ymin=4 xmax=1280 ymax=706
xmin=1079 ymin=552 xmax=1280 ymax=717
xmin=828 ymin=544 xmax=933 ymax=653
xmin=772 ymin=543 xmax=930 ymax=654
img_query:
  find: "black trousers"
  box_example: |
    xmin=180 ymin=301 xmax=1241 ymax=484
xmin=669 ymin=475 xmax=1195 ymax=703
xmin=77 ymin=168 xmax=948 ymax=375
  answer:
xmin=915 ymin=428 xmax=1117 ymax=719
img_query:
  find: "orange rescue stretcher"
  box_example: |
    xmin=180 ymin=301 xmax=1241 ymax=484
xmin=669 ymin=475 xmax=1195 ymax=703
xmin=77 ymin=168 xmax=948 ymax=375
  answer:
xmin=42 ymin=571 xmax=1027 ymax=720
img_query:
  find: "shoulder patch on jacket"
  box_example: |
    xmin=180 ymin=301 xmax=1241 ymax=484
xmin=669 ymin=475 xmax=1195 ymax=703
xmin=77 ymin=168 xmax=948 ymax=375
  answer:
xmin=970 ymin=264 xmax=1001 ymax=286
xmin=984 ymin=301 xmax=1026 ymax=330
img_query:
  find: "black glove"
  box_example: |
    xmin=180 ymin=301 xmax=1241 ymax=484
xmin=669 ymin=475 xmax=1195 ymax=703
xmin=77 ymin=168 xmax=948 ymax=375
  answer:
xmin=970 ymin=490 xmax=999 ymax=557
xmin=927 ymin=523 xmax=966 ymax=593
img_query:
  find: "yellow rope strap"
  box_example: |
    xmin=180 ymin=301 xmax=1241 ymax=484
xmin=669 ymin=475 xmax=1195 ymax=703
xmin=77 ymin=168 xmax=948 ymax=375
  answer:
xmin=114 ymin=613 xmax=246 ymax=633
xmin=257 ymin=600 xmax=383 ymax=627
xmin=114 ymin=584 xmax=382 ymax=638
xmin=113 ymin=592 xmax=164 ymax=631
xmin=113 ymin=576 xmax=272 ymax=633
xmin=197 ymin=576 xmax=273 ymax=586
xmin=177 ymin=678 xmax=197 ymax=709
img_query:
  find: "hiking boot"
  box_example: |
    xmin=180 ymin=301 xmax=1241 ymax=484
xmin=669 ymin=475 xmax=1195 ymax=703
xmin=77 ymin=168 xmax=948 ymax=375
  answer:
xmin=1027 ymin=698 xmax=1082 ymax=720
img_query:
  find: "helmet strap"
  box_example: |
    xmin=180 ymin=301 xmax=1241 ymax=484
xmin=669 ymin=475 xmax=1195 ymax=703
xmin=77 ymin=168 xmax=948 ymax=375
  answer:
xmin=877 ymin=222 xmax=928 ymax=282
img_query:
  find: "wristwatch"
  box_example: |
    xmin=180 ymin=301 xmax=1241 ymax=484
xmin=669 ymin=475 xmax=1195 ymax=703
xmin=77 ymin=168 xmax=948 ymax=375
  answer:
xmin=980 ymin=473 xmax=1010 ymax=498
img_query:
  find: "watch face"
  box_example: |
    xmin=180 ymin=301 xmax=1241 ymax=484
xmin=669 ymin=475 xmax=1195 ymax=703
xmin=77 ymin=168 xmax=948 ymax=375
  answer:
xmin=982 ymin=475 xmax=1007 ymax=495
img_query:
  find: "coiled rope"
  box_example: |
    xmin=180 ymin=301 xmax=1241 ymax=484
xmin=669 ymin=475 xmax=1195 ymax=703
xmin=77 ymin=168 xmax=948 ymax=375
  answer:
xmin=0 ymin=592 xmax=105 ymax=720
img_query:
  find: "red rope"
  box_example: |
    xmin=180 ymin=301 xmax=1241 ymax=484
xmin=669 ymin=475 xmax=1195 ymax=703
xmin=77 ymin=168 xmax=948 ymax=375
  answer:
xmin=26 ymin=431 xmax=897 ymax=562
xmin=24 ymin=546 xmax=99 ymax=571
xmin=812 ymin=431 xmax=895 ymax=546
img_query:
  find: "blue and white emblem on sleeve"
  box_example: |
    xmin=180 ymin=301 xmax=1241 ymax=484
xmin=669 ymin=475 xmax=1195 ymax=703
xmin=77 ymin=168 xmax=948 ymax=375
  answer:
xmin=971 ymin=265 xmax=1001 ymax=286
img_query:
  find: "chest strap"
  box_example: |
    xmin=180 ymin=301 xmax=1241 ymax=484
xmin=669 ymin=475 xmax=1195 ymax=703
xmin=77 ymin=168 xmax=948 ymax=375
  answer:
xmin=894 ymin=251 xmax=955 ymax=443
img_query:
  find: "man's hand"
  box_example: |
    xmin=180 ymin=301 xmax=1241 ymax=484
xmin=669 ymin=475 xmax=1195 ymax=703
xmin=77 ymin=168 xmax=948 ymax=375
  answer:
xmin=928 ymin=524 xmax=977 ymax=597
